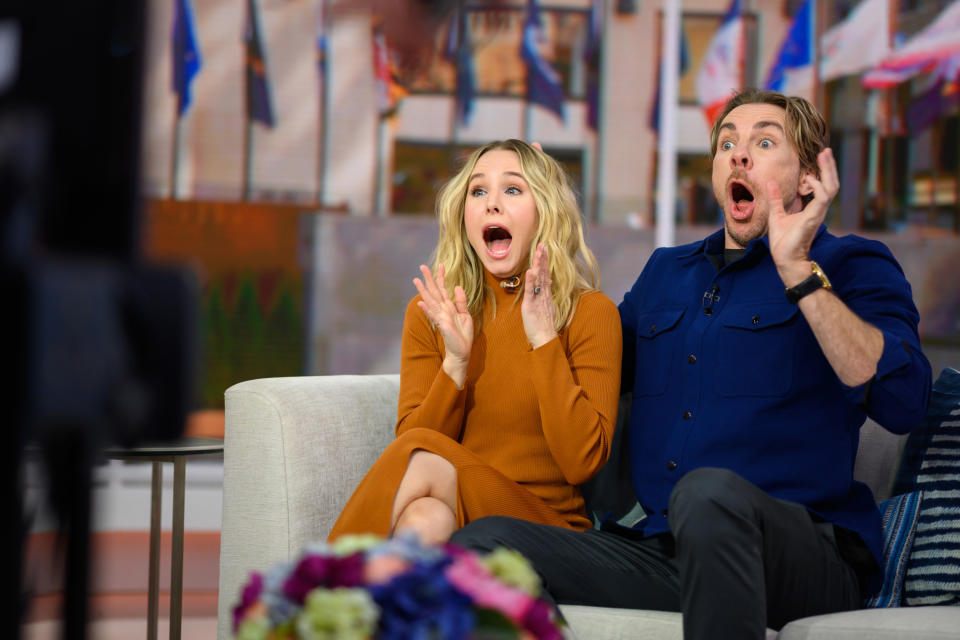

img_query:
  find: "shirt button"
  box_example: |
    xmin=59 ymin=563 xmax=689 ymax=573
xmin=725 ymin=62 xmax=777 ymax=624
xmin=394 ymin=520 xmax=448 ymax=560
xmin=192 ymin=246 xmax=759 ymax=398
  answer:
xmin=704 ymin=307 xmax=712 ymax=316
xmin=752 ymin=315 xmax=760 ymax=325
xmin=661 ymin=508 xmax=669 ymax=516
xmin=683 ymin=410 xmax=692 ymax=419
xmin=687 ymin=354 xmax=697 ymax=364
xmin=667 ymin=460 xmax=678 ymax=471
xmin=649 ymin=324 xmax=657 ymax=334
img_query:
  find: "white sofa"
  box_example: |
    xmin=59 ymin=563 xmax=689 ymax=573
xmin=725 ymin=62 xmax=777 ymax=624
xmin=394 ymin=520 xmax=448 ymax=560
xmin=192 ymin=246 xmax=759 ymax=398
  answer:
xmin=217 ymin=374 xmax=960 ymax=640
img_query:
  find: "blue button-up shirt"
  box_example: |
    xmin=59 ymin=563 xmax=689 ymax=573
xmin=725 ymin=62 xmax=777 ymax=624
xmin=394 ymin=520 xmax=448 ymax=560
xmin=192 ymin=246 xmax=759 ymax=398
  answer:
xmin=619 ymin=226 xmax=932 ymax=566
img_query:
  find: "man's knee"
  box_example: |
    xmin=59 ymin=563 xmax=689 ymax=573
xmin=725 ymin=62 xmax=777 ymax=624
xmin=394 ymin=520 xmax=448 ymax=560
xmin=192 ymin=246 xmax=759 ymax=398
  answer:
xmin=450 ymin=516 xmax=529 ymax=552
xmin=668 ymin=467 xmax=754 ymax=536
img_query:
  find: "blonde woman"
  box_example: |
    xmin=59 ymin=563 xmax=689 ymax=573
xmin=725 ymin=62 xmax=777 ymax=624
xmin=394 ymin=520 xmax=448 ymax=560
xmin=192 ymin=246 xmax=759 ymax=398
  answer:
xmin=329 ymin=140 xmax=621 ymax=545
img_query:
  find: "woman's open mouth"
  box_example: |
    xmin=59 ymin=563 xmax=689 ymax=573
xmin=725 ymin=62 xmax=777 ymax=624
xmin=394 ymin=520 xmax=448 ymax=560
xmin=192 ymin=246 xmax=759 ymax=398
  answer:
xmin=482 ymin=225 xmax=513 ymax=258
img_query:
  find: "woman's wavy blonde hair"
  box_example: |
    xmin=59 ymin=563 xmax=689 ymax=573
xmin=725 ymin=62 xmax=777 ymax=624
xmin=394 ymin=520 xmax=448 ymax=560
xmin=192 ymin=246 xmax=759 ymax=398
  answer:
xmin=431 ymin=139 xmax=599 ymax=332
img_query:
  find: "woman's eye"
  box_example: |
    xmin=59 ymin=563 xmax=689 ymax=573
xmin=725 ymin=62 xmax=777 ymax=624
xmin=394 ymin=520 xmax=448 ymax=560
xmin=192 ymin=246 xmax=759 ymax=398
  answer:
xmin=721 ymin=141 xmax=734 ymax=151
xmin=505 ymin=186 xmax=521 ymax=195
xmin=470 ymin=187 xmax=486 ymax=197
xmin=759 ymin=139 xmax=772 ymax=149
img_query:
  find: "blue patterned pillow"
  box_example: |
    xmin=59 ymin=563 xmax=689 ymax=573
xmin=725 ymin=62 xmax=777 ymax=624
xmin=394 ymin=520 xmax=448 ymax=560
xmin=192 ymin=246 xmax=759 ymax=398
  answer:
xmin=891 ymin=367 xmax=960 ymax=606
xmin=864 ymin=490 xmax=923 ymax=608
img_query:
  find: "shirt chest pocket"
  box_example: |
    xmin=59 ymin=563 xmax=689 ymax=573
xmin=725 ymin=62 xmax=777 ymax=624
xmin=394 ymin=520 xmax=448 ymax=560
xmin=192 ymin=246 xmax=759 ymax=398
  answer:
xmin=715 ymin=303 xmax=800 ymax=397
xmin=634 ymin=307 xmax=685 ymax=396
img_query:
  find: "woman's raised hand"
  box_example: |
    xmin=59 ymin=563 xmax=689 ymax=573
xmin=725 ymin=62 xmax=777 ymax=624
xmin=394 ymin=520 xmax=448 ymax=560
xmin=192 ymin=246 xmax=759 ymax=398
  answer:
xmin=414 ymin=264 xmax=473 ymax=387
xmin=521 ymin=243 xmax=558 ymax=349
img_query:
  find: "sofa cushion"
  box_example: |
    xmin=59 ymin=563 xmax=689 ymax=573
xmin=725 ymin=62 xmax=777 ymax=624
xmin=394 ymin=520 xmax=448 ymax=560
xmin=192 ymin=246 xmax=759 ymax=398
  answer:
xmin=559 ymin=605 xmax=778 ymax=640
xmin=864 ymin=490 xmax=923 ymax=608
xmin=890 ymin=367 xmax=960 ymax=606
xmin=559 ymin=605 xmax=781 ymax=640
xmin=777 ymin=606 xmax=960 ymax=640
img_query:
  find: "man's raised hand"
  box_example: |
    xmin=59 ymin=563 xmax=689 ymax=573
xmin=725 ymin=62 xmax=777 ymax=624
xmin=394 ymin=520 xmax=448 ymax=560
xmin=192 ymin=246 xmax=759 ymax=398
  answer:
xmin=768 ymin=148 xmax=840 ymax=287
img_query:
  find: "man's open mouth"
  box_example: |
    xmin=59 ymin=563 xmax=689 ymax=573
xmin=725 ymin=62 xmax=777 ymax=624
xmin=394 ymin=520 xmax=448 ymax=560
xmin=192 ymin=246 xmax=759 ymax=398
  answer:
xmin=729 ymin=180 xmax=755 ymax=219
xmin=482 ymin=225 xmax=512 ymax=256
xmin=730 ymin=181 xmax=755 ymax=205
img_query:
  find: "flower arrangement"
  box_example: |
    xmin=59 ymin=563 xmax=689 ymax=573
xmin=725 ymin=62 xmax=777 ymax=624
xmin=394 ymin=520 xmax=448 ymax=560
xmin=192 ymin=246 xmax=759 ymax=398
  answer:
xmin=232 ymin=533 xmax=565 ymax=640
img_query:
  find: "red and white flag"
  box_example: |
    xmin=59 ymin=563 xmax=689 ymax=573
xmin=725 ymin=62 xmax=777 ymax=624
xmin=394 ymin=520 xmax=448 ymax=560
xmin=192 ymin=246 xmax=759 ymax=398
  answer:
xmin=877 ymin=0 xmax=960 ymax=71
xmin=695 ymin=0 xmax=744 ymax=126
xmin=820 ymin=0 xmax=890 ymax=82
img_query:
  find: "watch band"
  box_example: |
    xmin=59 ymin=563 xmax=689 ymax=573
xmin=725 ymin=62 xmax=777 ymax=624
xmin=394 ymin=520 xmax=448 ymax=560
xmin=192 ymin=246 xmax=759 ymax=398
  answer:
xmin=785 ymin=261 xmax=832 ymax=304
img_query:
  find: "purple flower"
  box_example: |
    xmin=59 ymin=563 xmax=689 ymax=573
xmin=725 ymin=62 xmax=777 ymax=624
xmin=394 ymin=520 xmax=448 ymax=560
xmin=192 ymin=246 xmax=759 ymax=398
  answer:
xmin=523 ymin=598 xmax=563 ymax=640
xmin=329 ymin=552 xmax=366 ymax=587
xmin=232 ymin=572 xmax=263 ymax=631
xmin=283 ymin=552 xmax=365 ymax=604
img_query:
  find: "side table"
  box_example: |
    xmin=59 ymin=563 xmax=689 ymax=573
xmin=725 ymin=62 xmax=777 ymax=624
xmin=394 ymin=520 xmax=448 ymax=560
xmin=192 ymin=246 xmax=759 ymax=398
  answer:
xmin=104 ymin=437 xmax=224 ymax=640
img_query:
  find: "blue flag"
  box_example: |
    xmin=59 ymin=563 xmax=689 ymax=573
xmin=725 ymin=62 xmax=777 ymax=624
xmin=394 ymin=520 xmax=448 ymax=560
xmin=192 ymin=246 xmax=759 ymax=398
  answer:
xmin=907 ymin=55 xmax=960 ymax=133
xmin=521 ymin=0 xmax=565 ymax=120
xmin=245 ymin=0 xmax=275 ymax=127
xmin=172 ymin=0 xmax=202 ymax=115
xmin=317 ymin=34 xmax=328 ymax=81
xmin=444 ymin=7 xmax=476 ymax=125
xmin=765 ymin=0 xmax=814 ymax=92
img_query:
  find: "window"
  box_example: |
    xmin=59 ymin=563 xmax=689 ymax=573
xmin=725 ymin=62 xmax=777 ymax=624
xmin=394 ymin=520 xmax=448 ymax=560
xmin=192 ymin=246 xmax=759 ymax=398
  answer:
xmin=401 ymin=6 xmax=591 ymax=100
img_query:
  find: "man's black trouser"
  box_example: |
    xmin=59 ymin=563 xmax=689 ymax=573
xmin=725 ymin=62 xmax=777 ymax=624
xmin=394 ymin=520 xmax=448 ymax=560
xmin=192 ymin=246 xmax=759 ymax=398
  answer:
xmin=450 ymin=467 xmax=864 ymax=640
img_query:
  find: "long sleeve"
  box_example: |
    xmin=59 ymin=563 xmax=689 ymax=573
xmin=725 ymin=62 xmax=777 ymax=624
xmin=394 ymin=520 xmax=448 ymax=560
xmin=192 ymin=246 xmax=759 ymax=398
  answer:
xmin=396 ymin=296 xmax=467 ymax=440
xmin=823 ymin=238 xmax=932 ymax=434
xmin=528 ymin=291 xmax=622 ymax=486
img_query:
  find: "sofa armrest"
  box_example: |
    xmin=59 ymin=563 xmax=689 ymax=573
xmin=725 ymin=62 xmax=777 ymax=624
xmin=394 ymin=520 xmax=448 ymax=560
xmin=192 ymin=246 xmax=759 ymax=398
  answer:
xmin=217 ymin=374 xmax=400 ymax=640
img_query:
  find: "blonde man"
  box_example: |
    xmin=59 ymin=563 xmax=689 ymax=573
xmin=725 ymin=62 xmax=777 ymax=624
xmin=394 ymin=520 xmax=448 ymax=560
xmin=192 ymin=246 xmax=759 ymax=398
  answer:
xmin=452 ymin=90 xmax=932 ymax=639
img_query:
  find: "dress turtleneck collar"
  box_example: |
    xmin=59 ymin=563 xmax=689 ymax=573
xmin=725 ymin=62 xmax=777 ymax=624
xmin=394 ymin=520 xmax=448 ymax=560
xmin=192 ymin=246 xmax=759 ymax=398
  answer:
xmin=484 ymin=268 xmax=525 ymax=303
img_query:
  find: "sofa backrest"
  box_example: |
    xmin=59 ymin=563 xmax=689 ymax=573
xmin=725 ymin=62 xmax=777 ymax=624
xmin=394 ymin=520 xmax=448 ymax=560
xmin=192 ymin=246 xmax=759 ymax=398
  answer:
xmin=854 ymin=418 xmax=910 ymax=502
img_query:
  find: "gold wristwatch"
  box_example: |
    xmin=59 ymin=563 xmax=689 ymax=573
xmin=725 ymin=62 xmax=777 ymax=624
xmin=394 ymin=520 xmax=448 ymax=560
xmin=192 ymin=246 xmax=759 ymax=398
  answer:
xmin=785 ymin=261 xmax=832 ymax=304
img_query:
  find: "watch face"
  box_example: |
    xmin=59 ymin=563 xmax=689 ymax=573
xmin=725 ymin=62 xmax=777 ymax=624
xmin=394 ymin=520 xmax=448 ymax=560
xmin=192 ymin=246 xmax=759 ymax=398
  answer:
xmin=810 ymin=261 xmax=832 ymax=290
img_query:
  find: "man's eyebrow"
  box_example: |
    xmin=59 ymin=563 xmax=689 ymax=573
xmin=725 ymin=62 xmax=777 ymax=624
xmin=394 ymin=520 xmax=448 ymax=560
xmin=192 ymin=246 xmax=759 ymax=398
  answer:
xmin=753 ymin=120 xmax=784 ymax=133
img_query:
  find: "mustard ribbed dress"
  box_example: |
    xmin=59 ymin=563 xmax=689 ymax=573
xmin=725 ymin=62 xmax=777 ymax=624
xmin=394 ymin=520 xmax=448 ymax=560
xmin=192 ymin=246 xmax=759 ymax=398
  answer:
xmin=328 ymin=270 xmax=622 ymax=539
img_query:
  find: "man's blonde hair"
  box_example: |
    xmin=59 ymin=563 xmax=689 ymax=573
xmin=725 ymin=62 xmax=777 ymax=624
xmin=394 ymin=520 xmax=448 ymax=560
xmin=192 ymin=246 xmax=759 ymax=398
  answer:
xmin=710 ymin=88 xmax=829 ymax=178
xmin=432 ymin=139 xmax=599 ymax=332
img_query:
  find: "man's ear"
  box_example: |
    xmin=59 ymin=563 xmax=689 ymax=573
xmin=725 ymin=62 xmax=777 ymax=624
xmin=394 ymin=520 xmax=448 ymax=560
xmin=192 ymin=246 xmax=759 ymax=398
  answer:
xmin=797 ymin=168 xmax=816 ymax=197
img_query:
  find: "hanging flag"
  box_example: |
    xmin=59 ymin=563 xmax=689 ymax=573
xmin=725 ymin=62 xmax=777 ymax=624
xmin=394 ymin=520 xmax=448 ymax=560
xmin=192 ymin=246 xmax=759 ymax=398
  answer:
xmin=877 ymin=0 xmax=960 ymax=71
xmin=862 ymin=58 xmax=934 ymax=89
xmin=245 ymin=0 xmax=275 ymax=127
xmin=520 ymin=0 xmax=565 ymax=121
xmin=820 ymin=0 xmax=889 ymax=82
xmin=584 ymin=0 xmax=603 ymax=130
xmin=172 ymin=0 xmax=202 ymax=115
xmin=649 ymin=24 xmax=691 ymax=132
xmin=695 ymin=0 xmax=744 ymax=125
xmin=765 ymin=0 xmax=814 ymax=99
xmin=906 ymin=53 xmax=960 ymax=133
xmin=373 ymin=20 xmax=408 ymax=118
xmin=444 ymin=6 xmax=476 ymax=125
